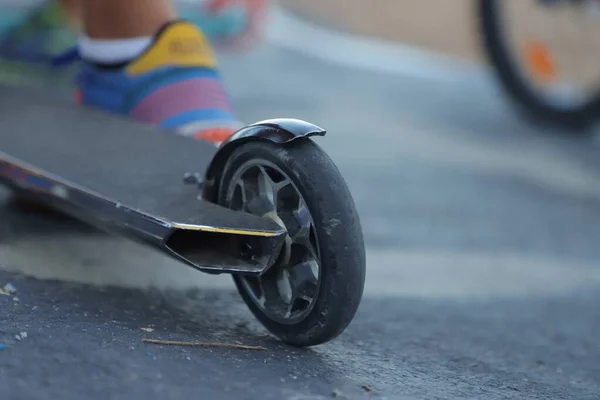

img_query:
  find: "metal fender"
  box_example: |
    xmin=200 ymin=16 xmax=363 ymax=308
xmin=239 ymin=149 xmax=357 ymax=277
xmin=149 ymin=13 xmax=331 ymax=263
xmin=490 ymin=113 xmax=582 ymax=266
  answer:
xmin=202 ymin=118 xmax=326 ymax=201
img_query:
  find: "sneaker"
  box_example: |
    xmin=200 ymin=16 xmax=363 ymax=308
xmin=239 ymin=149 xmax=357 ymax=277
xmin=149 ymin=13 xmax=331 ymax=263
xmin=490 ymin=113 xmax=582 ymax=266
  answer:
xmin=0 ymin=1 xmax=78 ymax=88
xmin=77 ymin=20 xmax=242 ymax=143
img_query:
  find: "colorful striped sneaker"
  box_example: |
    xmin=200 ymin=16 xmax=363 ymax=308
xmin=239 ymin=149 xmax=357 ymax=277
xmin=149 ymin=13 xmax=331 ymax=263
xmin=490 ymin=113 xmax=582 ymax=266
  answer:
xmin=76 ymin=20 xmax=243 ymax=144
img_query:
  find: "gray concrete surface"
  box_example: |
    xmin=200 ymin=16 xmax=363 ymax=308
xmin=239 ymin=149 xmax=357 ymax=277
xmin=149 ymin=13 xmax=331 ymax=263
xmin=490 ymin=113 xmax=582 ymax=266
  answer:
xmin=2 ymin=17 xmax=600 ymax=400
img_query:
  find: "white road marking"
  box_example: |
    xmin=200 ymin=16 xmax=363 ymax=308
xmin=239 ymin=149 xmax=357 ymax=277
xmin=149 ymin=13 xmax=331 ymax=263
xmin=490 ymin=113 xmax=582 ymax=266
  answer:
xmin=1 ymin=235 xmax=598 ymax=300
xmin=366 ymin=249 xmax=600 ymax=299
xmin=265 ymin=6 xmax=485 ymax=83
xmin=320 ymin=117 xmax=600 ymax=202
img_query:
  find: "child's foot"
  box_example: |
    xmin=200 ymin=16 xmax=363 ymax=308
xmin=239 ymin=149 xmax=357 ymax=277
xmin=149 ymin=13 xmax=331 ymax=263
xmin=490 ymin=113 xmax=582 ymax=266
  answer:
xmin=77 ymin=20 xmax=242 ymax=143
xmin=0 ymin=2 xmax=78 ymax=88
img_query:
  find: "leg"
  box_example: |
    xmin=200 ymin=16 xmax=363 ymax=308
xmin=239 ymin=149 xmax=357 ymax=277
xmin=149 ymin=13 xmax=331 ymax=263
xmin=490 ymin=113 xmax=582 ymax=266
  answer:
xmin=60 ymin=0 xmax=268 ymax=46
xmin=58 ymin=0 xmax=82 ymax=29
xmin=82 ymin=0 xmax=176 ymax=38
xmin=76 ymin=0 xmax=242 ymax=143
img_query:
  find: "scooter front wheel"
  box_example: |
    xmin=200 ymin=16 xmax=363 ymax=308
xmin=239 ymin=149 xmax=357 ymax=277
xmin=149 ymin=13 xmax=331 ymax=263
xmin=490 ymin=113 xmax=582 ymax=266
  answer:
xmin=218 ymin=139 xmax=366 ymax=347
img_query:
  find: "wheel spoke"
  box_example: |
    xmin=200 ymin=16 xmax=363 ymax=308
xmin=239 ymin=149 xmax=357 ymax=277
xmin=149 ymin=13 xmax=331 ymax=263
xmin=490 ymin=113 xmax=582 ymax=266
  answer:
xmin=244 ymin=277 xmax=266 ymax=307
xmin=257 ymin=166 xmax=292 ymax=214
xmin=276 ymin=269 xmax=293 ymax=304
xmin=281 ymin=259 xmax=319 ymax=317
xmin=252 ymin=271 xmax=289 ymax=313
xmin=290 ymin=198 xmax=311 ymax=245
xmin=236 ymin=181 xmax=248 ymax=210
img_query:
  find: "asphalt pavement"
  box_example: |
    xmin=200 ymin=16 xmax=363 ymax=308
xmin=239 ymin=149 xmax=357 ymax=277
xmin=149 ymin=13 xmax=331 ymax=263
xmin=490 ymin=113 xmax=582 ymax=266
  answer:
xmin=2 ymin=10 xmax=600 ymax=400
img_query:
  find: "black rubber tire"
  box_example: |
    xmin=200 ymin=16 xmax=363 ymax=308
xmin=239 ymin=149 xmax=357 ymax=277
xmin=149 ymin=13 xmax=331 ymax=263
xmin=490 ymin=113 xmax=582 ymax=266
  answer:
xmin=218 ymin=139 xmax=366 ymax=347
xmin=477 ymin=0 xmax=600 ymax=133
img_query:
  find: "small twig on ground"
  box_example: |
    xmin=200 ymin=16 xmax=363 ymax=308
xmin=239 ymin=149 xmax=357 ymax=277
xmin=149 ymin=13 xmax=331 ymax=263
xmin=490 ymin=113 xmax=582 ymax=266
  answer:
xmin=142 ymin=338 xmax=266 ymax=351
xmin=361 ymin=384 xmax=373 ymax=392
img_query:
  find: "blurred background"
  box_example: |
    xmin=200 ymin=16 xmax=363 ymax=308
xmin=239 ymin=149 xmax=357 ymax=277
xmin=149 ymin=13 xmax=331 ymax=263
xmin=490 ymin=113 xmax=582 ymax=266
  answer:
xmin=1 ymin=1 xmax=600 ymax=399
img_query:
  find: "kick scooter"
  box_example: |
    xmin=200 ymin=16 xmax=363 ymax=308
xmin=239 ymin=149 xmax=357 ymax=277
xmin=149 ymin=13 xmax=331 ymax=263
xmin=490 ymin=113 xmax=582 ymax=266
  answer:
xmin=0 ymin=84 xmax=366 ymax=347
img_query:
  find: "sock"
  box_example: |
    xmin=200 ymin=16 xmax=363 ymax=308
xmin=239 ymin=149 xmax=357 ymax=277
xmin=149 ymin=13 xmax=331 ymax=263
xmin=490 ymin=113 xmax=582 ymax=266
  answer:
xmin=78 ymin=35 xmax=153 ymax=65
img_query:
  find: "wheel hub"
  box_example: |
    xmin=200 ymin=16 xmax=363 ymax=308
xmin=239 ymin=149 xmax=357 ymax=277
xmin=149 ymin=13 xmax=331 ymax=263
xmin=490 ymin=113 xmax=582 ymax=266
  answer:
xmin=224 ymin=159 xmax=322 ymax=325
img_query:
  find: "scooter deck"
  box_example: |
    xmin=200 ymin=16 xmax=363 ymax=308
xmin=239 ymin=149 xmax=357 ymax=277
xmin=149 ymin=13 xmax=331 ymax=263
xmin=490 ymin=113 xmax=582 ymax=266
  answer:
xmin=0 ymin=85 xmax=285 ymax=275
